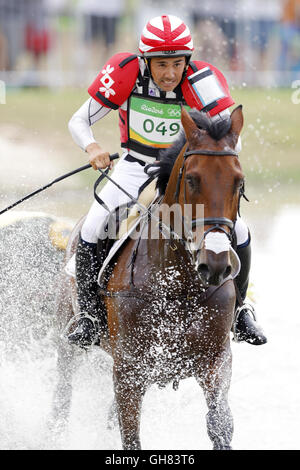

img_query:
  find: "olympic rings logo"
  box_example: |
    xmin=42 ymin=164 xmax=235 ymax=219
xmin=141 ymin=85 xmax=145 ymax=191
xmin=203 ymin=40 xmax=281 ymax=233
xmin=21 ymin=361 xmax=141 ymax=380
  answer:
xmin=167 ymin=109 xmax=181 ymax=117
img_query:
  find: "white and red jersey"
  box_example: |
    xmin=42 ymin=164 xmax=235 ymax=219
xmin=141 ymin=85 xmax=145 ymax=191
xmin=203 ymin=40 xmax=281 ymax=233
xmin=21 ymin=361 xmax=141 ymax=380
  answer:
xmin=69 ymin=52 xmax=235 ymax=164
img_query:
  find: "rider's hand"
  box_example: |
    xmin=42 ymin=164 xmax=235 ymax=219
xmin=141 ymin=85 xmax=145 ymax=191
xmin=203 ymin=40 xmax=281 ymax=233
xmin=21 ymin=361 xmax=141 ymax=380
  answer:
xmin=86 ymin=143 xmax=113 ymax=170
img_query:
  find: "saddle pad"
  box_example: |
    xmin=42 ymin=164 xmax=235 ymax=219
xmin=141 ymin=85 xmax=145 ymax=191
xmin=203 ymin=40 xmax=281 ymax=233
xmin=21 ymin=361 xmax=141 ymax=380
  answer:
xmin=97 ymin=213 xmax=145 ymax=285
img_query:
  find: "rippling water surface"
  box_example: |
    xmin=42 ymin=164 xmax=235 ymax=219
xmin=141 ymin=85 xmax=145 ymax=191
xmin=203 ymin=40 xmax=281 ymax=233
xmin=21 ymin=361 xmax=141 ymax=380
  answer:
xmin=0 ymin=207 xmax=299 ymax=450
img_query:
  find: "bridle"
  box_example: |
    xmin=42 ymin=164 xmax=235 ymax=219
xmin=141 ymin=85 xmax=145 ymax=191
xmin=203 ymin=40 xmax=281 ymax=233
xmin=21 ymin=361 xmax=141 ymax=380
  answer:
xmin=98 ymin=146 xmax=245 ymax=300
xmin=174 ymin=147 xmax=241 ymax=249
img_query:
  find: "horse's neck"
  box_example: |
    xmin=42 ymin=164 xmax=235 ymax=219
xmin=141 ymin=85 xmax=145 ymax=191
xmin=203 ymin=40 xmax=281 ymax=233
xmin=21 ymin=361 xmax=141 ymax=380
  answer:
xmin=136 ymin=233 xmax=196 ymax=293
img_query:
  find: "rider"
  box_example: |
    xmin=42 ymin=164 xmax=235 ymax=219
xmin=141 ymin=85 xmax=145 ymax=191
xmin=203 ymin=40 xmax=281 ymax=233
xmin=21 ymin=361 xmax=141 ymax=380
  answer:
xmin=67 ymin=14 xmax=267 ymax=348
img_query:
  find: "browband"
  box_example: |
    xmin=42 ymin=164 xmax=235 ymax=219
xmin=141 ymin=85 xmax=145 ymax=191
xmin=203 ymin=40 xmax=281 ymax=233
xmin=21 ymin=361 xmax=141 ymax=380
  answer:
xmin=184 ymin=149 xmax=238 ymax=158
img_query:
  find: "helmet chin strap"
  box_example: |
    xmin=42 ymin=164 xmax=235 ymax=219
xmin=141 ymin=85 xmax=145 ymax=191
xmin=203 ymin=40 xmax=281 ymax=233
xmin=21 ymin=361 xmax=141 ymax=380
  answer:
xmin=179 ymin=61 xmax=190 ymax=85
xmin=143 ymin=57 xmax=151 ymax=76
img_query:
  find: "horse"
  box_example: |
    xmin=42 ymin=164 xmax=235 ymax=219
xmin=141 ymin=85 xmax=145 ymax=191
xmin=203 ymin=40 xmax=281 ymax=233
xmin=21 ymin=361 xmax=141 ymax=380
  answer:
xmin=52 ymin=105 xmax=245 ymax=450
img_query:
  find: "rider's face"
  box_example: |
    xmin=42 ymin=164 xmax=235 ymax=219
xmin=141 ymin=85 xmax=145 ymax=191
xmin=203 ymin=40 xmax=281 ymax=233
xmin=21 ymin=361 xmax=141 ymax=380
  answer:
xmin=150 ymin=57 xmax=187 ymax=92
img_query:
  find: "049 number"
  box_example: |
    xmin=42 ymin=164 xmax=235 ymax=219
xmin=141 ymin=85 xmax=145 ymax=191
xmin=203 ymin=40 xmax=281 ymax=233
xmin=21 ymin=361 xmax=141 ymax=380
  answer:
xmin=143 ymin=119 xmax=180 ymax=137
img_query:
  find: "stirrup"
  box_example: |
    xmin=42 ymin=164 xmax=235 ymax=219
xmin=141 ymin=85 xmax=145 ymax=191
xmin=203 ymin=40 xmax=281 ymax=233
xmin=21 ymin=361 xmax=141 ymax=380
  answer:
xmin=235 ymin=301 xmax=256 ymax=322
xmin=66 ymin=314 xmax=99 ymax=349
xmin=232 ymin=302 xmax=267 ymax=345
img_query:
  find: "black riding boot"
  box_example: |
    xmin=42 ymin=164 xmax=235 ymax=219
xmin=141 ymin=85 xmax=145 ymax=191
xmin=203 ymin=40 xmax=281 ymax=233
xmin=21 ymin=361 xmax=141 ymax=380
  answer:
xmin=233 ymin=238 xmax=267 ymax=345
xmin=68 ymin=236 xmax=106 ymax=348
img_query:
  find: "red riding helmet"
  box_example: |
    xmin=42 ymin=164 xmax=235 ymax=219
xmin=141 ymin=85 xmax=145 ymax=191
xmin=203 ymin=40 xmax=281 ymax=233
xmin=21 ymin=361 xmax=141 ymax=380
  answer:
xmin=139 ymin=14 xmax=194 ymax=58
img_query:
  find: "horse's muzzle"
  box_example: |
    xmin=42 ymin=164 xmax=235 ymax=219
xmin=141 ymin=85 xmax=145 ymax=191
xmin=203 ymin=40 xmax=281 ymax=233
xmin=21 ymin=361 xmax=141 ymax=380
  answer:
xmin=197 ymin=250 xmax=232 ymax=286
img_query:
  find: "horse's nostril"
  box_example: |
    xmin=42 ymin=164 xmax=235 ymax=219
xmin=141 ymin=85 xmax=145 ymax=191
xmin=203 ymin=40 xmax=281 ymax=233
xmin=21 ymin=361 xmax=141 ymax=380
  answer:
xmin=224 ymin=265 xmax=232 ymax=277
xmin=198 ymin=263 xmax=210 ymax=278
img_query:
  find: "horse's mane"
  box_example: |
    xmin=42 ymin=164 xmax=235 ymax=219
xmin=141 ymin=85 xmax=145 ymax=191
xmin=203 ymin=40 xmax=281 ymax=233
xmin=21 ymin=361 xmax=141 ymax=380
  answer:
xmin=156 ymin=109 xmax=232 ymax=195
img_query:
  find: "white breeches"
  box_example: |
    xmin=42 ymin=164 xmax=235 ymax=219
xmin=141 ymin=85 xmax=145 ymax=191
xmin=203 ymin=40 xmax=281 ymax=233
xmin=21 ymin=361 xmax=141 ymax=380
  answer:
xmin=81 ymin=155 xmax=150 ymax=243
xmin=81 ymin=154 xmax=250 ymax=247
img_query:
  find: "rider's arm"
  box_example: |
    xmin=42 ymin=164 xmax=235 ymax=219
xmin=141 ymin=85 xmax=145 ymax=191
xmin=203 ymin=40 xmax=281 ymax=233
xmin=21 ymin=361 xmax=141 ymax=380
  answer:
xmin=68 ymin=97 xmax=111 ymax=150
xmin=68 ymin=97 xmax=112 ymax=169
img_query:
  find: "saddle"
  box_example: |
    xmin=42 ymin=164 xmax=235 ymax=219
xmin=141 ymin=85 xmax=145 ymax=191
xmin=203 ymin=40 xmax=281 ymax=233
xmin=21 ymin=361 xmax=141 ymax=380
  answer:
xmin=65 ymin=177 xmax=158 ymax=282
xmin=96 ymin=177 xmax=158 ymax=286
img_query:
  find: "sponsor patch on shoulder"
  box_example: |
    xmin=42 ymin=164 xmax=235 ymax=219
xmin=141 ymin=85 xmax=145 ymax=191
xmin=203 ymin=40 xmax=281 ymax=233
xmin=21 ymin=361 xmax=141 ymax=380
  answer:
xmin=188 ymin=66 xmax=225 ymax=108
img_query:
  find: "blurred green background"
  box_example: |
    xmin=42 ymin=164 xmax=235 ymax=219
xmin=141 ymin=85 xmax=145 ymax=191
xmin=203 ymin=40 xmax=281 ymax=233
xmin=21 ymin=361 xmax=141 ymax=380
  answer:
xmin=1 ymin=1 xmax=300 ymax=223
xmin=3 ymin=86 xmax=299 ymax=213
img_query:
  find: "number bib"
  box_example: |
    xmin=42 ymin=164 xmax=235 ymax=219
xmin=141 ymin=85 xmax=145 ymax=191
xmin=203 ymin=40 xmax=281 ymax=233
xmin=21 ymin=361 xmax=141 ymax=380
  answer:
xmin=128 ymin=95 xmax=189 ymax=154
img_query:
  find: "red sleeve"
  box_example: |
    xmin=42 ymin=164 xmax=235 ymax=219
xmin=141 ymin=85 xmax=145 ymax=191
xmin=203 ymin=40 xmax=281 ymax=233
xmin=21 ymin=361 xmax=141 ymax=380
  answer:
xmin=88 ymin=53 xmax=140 ymax=109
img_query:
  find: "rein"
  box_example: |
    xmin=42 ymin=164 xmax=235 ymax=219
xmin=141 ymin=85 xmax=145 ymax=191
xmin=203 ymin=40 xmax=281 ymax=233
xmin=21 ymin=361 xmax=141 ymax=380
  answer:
xmin=99 ymin=146 xmax=244 ymax=301
xmin=93 ymin=148 xmax=245 ymax=245
xmin=94 ymin=167 xmax=175 ymax=240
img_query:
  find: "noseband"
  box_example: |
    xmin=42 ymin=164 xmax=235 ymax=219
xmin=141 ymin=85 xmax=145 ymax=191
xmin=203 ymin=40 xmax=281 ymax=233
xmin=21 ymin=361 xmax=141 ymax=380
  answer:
xmin=175 ymin=147 xmax=240 ymax=244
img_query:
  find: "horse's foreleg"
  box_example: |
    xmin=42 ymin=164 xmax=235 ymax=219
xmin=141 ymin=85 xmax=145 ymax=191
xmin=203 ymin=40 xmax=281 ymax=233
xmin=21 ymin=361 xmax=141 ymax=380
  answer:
xmin=197 ymin=347 xmax=233 ymax=450
xmin=113 ymin=360 xmax=146 ymax=450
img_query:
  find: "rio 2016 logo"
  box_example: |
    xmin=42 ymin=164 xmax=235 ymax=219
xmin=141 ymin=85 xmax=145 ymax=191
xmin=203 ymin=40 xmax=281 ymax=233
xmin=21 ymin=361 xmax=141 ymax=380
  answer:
xmin=291 ymin=80 xmax=300 ymax=104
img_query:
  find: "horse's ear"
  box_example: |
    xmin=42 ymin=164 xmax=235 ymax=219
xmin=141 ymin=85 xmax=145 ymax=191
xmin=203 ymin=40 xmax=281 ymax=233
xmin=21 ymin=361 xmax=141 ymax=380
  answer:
xmin=181 ymin=106 xmax=199 ymax=142
xmin=229 ymin=105 xmax=244 ymax=140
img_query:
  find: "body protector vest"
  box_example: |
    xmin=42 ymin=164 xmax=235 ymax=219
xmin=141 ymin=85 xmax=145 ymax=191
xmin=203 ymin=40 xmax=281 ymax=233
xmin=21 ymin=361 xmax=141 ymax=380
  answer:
xmin=88 ymin=53 xmax=235 ymax=160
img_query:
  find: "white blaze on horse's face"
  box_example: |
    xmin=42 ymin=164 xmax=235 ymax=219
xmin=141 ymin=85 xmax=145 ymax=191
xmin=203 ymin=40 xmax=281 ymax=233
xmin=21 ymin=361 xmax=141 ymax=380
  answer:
xmin=192 ymin=230 xmax=233 ymax=286
xmin=204 ymin=232 xmax=231 ymax=254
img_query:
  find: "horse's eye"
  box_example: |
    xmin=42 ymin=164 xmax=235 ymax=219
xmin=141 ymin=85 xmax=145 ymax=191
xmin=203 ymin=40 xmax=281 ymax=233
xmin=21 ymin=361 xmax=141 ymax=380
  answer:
xmin=234 ymin=177 xmax=244 ymax=193
xmin=186 ymin=174 xmax=201 ymax=192
xmin=239 ymin=179 xmax=245 ymax=191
